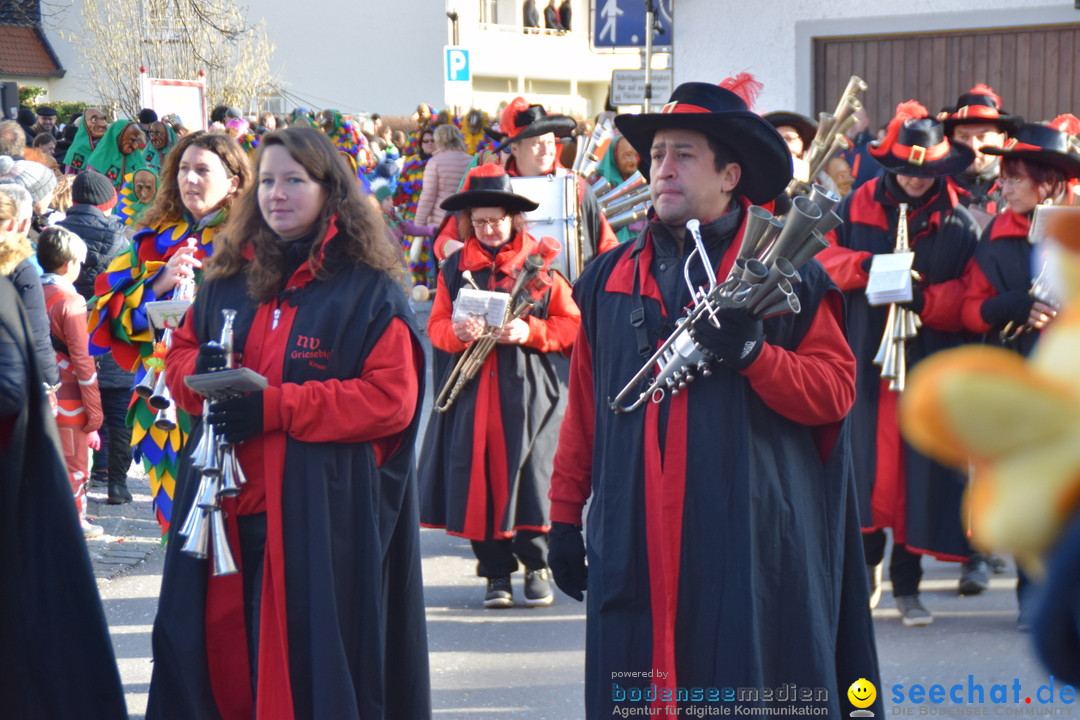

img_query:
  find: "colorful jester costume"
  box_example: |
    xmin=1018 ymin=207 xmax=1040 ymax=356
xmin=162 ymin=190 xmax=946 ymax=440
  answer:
xmin=394 ymin=150 xmax=433 ymax=287
xmin=115 ymin=169 xmax=158 ymax=227
xmin=88 ymin=212 xmax=226 ymax=531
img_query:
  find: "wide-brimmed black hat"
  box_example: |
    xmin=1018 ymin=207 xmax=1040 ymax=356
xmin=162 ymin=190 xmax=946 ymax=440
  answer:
xmin=491 ymin=97 xmax=576 ymax=152
xmin=763 ymin=111 xmax=818 ymax=150
xmin=942 ymin=85 xmax=1023 ymax=136
xmin=870 ymin=111 xmax=974 ymax=178
xmin=982 ymin=123 xmax=1080 ymax=179
xmin=615 ymin=82 xmax=792 ymax=204
xmin=441 ymin=164 xmax=540 ymax=213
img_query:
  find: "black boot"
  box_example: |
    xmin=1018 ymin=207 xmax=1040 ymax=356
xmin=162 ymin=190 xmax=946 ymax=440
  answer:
xmin=107 ymin=478 xmax=133 ymax=505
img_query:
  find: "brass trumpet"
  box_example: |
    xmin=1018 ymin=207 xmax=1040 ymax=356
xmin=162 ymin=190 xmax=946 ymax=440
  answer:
xmin=177 ymin=308 xmax=243 ymax=576
xmin=787 ymin=75 xmax=868 ymax=197
xmin=608 ymin=188 xmax=840 ymax=413
xmin=433 ymin=238 xmax=560 ymax=413
xmin=871 ymin=203 xmax=921 ymax=392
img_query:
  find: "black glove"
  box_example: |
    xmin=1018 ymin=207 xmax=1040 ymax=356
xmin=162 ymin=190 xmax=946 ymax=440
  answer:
xmin=690 ymin=306 xmax=765 ymax=371
xmin=980 ymin=290 xmax=1035 ymax=327
xmin=860 ymin=254 xmax=875 ymax=274
xmin=547 ymin=521 xmax=587 ymax=601
xmin=900 ymin=284 xmax=925 ymax=314
xmin=195 ymin=342 xmax=227 ymax=375
xmin=207 ymin=391 xmax=264 ymax=444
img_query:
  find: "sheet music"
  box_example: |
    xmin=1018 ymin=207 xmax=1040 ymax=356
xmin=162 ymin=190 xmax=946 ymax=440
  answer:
xmin=452 ymin=288 xmax=511 ymax=327
xmin=866 ymin=252 xmax=915 ymax=306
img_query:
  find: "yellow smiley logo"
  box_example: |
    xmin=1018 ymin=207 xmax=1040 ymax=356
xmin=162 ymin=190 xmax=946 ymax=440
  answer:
xmin=847 ymin=678 xmax=876 ymax=709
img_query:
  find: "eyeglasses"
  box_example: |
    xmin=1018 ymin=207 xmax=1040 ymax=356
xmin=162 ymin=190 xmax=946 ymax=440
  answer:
xmin=1000 ymin=176 xmax=1030 ymax=187
xmin=472 ymin=216 xmax=508 ymax=230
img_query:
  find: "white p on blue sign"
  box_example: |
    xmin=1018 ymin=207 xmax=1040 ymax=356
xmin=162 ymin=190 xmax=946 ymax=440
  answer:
xmin=445 ymin=47 xmax=470 ymax=82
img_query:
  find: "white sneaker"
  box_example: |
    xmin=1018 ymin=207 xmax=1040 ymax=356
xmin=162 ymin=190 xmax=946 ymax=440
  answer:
xmin=81 ymin=518 xmax=104 ymax=538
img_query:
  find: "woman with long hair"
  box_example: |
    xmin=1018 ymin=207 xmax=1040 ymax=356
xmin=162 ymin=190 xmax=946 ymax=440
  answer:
xmin=88 ymin=130 xmax=252 ymax=522
xmin=418 ymin=163 xmax=580 ymax=609
xmin=148 ymin=126 xmax=430 ymax=719
xmin=394 ymin=125 xmax=437 ymax=286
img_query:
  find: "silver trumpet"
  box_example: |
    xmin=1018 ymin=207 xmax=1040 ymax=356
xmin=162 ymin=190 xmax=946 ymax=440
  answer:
xmin=871 ymin=203 xmax=921 ymax=392
xmin=177 ymin=308 xmax=243 ymax=576
xmin=608 ymin=189 xmax=840 ymax=413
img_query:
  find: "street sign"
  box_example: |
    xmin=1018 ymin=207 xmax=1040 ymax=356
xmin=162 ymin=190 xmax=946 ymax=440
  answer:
xmin=610 ymin=69 xmax=673 ymax=106
xmin=592 ymin=0 xmax=673 ymax=50
xmin=445 ymin=46 xmax=470 ymax=82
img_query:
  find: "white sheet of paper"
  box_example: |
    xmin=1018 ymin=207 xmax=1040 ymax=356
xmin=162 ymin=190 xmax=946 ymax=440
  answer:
xmin=452 ymin=289 xmax=511 ymax=327
xmin=866 ymin=252 xmax=915 ymax=306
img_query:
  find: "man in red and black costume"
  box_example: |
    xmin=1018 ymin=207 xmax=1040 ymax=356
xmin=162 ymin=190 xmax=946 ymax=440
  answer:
xmin=434 ymin=97 xmax=619 ymax=268
xmin=942 ymin=84 xmax=1023 ymax=230
xmin=819 ymin=101 xmax=983 ymax=622
xmin=547 ymin=80 xmax=882 ymax=719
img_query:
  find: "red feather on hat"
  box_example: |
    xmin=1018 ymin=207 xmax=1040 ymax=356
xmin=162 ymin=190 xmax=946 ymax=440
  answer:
xmin=969 ymin=83 xmax=1003 ymax=109
xmin=870 ymin=100 xmax=929 ymax=158
xmin=499 ymin=97 xmax=531 ymax=138
xmin=1050 ymin=114 xmax=1080 ymax=135
xmin=719 ymin=72 xmax=763 ymax=111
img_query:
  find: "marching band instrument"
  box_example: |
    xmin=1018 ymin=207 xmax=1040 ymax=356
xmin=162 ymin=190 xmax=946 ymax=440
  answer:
xmin=608 ymin=188 xmax=840 ymax=413
xmin=434 ymin=238 xmax=561 ymax=413
xmin=787 ymin=75 xmax=868 ymax=197
xmin=1001 ymin=202 xmax=1068 ymax=342
xmin=871 ymin=203 xmax=921 ymax=392
xmin=572 ymin=115 xmax=614 ymax=182
xmin=510 ymin=174 xmax=585 ymax=283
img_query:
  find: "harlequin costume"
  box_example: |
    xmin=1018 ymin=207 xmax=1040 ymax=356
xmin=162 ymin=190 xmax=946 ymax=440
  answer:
xmin=818 ymin=102 xmax=981 ymax=603
xmin=548 ymin=81 xmax=882 ymax=718
xmin=394 ymin=148 xmax=434 ymax=287
xmin=116 ymin=169 xmax=158 ymax=227
xmin=88 ymin=212 xmax=227 ymax=530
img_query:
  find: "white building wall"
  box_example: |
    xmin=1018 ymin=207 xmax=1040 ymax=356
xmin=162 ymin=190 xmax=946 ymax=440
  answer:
xmin=675 ymin=1 xmax=1080 ymax=115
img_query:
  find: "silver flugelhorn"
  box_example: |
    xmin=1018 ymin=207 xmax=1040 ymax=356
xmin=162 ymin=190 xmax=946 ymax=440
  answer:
xmin=177 ymin=308 xmax=243 ymax=576
xmin=608 ymin=188 xmax=840 ymax=413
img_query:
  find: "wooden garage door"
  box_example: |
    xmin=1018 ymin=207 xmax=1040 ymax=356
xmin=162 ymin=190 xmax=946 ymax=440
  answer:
xmin=814 ymin=24 xmax=1080 ymax=132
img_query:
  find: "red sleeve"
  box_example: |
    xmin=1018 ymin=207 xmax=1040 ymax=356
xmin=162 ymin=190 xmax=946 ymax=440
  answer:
xmin=522 ymin=274 xmax=580 ymax=353
xmin=433 ymin=214 xmax=462 ymax=263
xmin=919 ymin=275 xmax=969 ymax=332
xmin=740 ymin=290 xmax=856 ymax=425
xmin=164 ymin=305 xmax=204 ymax=416
xmin=262 ymin=318 xmax=421 ymax=446
xmin=548 ymin=323 xmax=594 ymax=525
xmin=960 ymin=257 xmax=996 ymax=334
xmin=60 ymin=295 xmax=103 ymax=431
xmin=427 ymin=270 xmax=469 ymax=354
xmin=817 ymin=228 xmax=873 ymax=292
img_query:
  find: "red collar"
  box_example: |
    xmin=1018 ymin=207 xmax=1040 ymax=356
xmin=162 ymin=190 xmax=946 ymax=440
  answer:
xmin=988 ymin=208 xmax=1030 ymax=241
xmin=457 ymin=231 xmax=538 ymax=289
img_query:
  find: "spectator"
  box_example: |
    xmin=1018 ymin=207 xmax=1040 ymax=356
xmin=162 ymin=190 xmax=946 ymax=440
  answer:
xmin=0 ymin=154 xmax=58 ymax=241
xmin=54 ymin=114 xmax=80 ymax=169
xmin=559 ymin=0 xmax=572 ymax=30
xmin=395 ymin=126 xmax=437 ymax=287
xmin=31 ymin=106 xmax=60 ymax=139
xmin=16 ymin=106 xmax=36 ymax=144
xmin=523 ymin=0 xmax=540 ymax=30
xmin=414 ymin=123 xmax=473 ymax=228
xmin=544 ymin=0 xmax=564 ymax=30
xmin=37 ymin=225 xmax=104 ymax=536
xmin=0 ymin=182 xmax=60 ymax=392
xmin=0 ymin=119 xmax=27 ymax=158
xmin=32 ymin=131 xmax=57 ymax=160
xmin=137 ymin=107 xmax=158 ymax=132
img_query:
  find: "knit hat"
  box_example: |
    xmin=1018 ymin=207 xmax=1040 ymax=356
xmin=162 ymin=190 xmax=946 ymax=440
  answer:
xmin=72 ymin=170 xmax=118 ymax=211
xmin=372 ymin=181 xmax=394 ymax=203
xmin=0 ymin=155 xmax=58 ymax=206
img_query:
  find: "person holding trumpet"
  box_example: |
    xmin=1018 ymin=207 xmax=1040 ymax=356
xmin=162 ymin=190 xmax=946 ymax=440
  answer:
xmin=547 ymin=79 xmax=880 ymax=718
xmin=89 ymin=131 xmax=252 ymax=528
xmin=149 ymin=127 xmax=431 ymax=719
xmin=818 ymin=101 xmax=982 ymax=624
xmin=418 ymin=163 xmax=580 ymax=609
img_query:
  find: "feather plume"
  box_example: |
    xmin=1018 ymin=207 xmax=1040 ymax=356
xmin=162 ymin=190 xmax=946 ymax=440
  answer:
xmin=719 ymin=72 xmax=763 ymax=111
xmin=970 ymin=83 xmax=1002 ymax=109
xmin=1050 ymin=114 xmax=1080 ymax=136
xmin=870 ymin=100 xmax=928 ymax=158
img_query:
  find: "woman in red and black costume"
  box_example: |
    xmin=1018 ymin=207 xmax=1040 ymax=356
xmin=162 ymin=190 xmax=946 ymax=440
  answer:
xmin=819 ymin=101 xmax=982 ymax=624
xmin=961 ymin=117 xmax=1080 ymax=357
xmin=418 ymin=163 xmax=580 ymax=610
xmin=148 ymin=127 xmax=431 ymax=720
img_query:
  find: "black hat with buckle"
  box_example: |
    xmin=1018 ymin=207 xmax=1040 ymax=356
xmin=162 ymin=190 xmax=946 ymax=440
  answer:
xmin=870 ymin=101 xmax=974 ymax=178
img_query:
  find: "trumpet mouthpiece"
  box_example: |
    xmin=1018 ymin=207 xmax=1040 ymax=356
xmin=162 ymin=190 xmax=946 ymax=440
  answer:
xmin=686 ymin=219 xmax=701 ymax=233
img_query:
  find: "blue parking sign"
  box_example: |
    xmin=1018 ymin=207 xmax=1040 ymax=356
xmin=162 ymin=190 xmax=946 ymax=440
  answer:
xmin=445 ymin=47 xmax=470 ymax=82
xmin=592 ymin=0 xmax=673 ymax=49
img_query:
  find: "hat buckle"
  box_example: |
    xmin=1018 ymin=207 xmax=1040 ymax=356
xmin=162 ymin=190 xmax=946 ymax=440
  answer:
xmin=908 ymin=145 xmax=927 ymax=166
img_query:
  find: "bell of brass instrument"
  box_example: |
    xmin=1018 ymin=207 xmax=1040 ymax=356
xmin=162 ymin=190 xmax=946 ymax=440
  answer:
xmin=871 ymin=203 xmax=921 ymax=392
xmin=609 ymin=190 xmax=839 ymax=413
xmin=572 ymin=116 xmax=614 ymax=181
xmin=434 ymin=240 xmax=560 ymax=413
xmin=607 ymin=201 xmax=652 ymax=231
xmin=598 ymin=171 xmax=646 ymax=208
xmin=787 ymin=75 xmax=867 ymax=197
xmin=602 ymin=185 xmax=652 ymax=219
xmin=589 ymin=176 xmax=613 ymax=199
xmin=177 ymin=308 xmax=242 ymax=576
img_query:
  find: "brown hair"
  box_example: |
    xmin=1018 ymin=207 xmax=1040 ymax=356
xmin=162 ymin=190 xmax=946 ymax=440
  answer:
xmin=0 ymin=189 xmax=16 ymax=223
xmin=208 ymin=127 xmax=406 ymax=303
xmin=453 ymin=208 xmax=528 ymax=243
xmin=138 ymin=131 xmax=252 ymax=231
xmin=1001 ymin=157 xmax=1071 ymax=200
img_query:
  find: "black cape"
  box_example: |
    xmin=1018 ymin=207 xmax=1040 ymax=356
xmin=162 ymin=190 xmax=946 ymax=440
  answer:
xmin=0 ymin=276 xmax=128 ymax=720
xmin=148 ymin=262 xmax=430 ymax=720
xmin=572 ymin=217 xmax=882 ymax=718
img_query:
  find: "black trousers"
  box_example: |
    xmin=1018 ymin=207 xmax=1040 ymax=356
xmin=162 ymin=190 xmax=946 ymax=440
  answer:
xmin=863 ymin=529 xmax=923 ymax=597
xmin=238 ymin=512 xmax=267 ymax=696
xmin=91 ymin=387 xmax=134 ymax=484
xmin=471 ymin=530 xmax=548 ymax=578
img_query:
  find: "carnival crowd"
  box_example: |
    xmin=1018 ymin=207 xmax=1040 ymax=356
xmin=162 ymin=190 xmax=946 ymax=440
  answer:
xmin=2 ymin=73 xmax=1079 ymax=719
